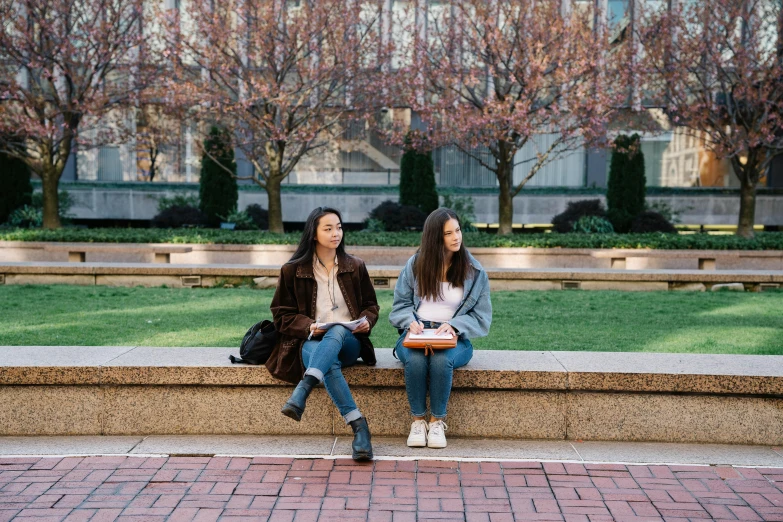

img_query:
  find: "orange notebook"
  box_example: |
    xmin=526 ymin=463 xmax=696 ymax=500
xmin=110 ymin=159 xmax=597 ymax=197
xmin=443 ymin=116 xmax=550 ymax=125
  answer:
xmin=402 ymin=329 xmax=457 ymax=355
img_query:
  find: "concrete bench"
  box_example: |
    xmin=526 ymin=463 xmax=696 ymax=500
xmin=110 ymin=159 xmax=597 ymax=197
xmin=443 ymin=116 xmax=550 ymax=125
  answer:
xmin=3 ymin=242 xmax=783 ymax=270
xmin=1 ymin=262 xmax=782 ymax=291
xmin=0 ymin=241 xmax=192 ymax=264
xmin=1 ymin=346 xmax=781 ymax=445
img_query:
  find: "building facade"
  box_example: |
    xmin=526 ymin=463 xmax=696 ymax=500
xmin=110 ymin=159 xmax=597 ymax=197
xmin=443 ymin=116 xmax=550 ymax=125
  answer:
xmin=60 ymin=0 xmax=781 ymax=189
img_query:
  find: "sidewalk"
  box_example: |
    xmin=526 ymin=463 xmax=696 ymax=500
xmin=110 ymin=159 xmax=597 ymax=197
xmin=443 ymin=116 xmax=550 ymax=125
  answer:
xmin=1 ymin=437 xmax=783 ymax=521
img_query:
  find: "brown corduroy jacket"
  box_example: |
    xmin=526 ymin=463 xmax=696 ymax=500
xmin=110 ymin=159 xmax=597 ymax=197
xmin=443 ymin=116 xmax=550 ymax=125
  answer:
xmin=266 ymin=253 xmax=380 ymax=384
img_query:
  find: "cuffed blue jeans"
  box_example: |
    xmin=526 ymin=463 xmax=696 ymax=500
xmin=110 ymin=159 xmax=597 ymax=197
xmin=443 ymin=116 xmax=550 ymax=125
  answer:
xmin=301 ymin=325 xmax=362 ymax=423
xmin=394 ymin=332 xmax=473 ymax=419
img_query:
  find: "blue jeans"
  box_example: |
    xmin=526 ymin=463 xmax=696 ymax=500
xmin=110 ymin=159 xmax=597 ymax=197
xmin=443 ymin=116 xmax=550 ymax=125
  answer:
xmin=301 ymin=326 xmax=362 ymax=423
xmin=394 ymin=332 xmax=473 ymax=419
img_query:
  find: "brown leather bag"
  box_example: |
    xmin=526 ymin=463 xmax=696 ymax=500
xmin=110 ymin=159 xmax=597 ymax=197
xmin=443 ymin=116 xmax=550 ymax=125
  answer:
xmin=402 ymin=331 xmax=457 ymax=355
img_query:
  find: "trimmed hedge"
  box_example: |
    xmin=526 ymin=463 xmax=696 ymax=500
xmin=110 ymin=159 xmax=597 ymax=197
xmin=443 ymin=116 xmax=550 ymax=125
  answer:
xmin=2 ymin=228 xmax=783 ymax=250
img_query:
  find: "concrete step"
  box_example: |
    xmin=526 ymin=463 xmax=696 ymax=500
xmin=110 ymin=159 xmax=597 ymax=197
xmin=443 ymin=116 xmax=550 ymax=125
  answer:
xmin=1 ymin=435 xmax=783 ymax=467
xmin=1 ymin=347 xmax=782 ymax=445
xmin=3 ymin=241 xmax=783 ymax=270
xmin=339 ymin=140 xmax=400 ymax=170
xmin=2 ymin=261 xmax=782 ymax=291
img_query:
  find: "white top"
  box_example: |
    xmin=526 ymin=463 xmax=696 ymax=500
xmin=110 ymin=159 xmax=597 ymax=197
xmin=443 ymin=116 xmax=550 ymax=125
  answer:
xmin=313 ymin=255 xmax=352 ymax=324
xmin=417 ymin=282 xmax=463 ymax=323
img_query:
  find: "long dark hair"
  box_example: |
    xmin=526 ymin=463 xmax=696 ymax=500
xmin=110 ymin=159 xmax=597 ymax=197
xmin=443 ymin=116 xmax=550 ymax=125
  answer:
xmin=287 ymin=207 xmax=346 ymax=265
xmin=414 ymin=208 xmax=470 ymax=301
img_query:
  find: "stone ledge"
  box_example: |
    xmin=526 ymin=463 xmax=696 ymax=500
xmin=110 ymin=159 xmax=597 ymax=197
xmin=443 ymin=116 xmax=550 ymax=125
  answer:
xmin=1 ymin=347 xmax=782 ymax=396
xmin=1 ymin=347 xmax=782 ymax=442
xmin=0 ymin=261 xmax=281 ymax=276
xmin=43 ymin=243 xmax=193 ymax=254
xmin=551 ymin=352 xmax=783 ymax=395
xmin=6 ymin=241 xmax=783 ymax=257
xmin=3 ymin=242 xmax=783 ymax=270
xmin=2 ymin=262 xmax=783 ymax=283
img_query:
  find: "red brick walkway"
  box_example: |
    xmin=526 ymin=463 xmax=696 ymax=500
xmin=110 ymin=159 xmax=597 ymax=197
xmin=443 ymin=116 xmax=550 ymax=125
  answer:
xmin=1 ymin=456 xmax=782 ymax=522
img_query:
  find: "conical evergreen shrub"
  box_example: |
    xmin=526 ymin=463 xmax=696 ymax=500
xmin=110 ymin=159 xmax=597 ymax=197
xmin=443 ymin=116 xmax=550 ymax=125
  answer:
xmin=607 ymin=133 xmax=646 ymax=233
xmin=399 ymin=133 xmax=438 ymax=214
xmin=199 ymin=127 xmax=238 ymax=227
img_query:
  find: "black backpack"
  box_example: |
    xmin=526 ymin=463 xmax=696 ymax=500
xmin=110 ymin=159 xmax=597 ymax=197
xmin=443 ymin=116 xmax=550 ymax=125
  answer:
xmin=229 ymin=319 xmax=277 ymax=365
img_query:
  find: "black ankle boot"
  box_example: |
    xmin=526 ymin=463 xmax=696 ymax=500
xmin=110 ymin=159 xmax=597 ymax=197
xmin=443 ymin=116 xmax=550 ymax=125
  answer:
xmin=348 ymin=417 xmax=373 ymax=461
xmin=281 ymin=375 xmax=319 ymax=421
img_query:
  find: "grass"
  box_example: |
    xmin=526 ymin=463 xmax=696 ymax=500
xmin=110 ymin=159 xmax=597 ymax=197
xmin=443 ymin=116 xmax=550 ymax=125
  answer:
xmin=1 ymin=285 xmax=782 ymax=354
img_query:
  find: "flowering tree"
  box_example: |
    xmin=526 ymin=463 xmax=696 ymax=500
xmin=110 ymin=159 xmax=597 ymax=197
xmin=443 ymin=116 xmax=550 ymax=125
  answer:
xmin=0 ymin=0 xmax=149 ymax=228
xmin=389 ymin=0 xmax=620 ymax=235
xmin=162 ymin=0 xmax=383 ymax=233
xmin=637 ymin=0 xmax=783 ymax=237
xmin=136 ymin=102 xmax=183 ymax=182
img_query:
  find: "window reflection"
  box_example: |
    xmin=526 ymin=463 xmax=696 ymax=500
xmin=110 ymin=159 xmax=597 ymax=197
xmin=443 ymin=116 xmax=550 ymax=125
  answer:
xmin=607 ymin=0 xmax=628 ymax=33
xmin=391 ymin=0 xmax=414 ymax=69
xmin=615 ymin=130 xmax=737 ymax=188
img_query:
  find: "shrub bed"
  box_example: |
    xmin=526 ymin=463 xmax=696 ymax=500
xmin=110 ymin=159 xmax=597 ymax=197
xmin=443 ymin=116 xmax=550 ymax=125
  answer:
xmin=2 ymin=228 xmax=783 ymax=250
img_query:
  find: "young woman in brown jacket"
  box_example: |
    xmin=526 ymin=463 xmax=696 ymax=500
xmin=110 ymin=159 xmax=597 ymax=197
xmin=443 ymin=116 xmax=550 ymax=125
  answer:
xmin=267 ymin=207 xmax=380 ymax=460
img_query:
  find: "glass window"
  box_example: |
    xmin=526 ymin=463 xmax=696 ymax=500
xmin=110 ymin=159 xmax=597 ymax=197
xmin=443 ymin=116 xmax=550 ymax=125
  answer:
xmin=607 ymin=0 xmax=628 ymax=42
xmin=514 ymin=135 xmax=586 ymax=187
xmin=426 ymin=0 xmax=449 ymax=55
xmin=750 ymin=0 xmax=779 ymax=63
xmin=609 ymin=129 xmax=736 ymax=188
xmin=359 ymin=1 xmax=382 ymax=66
xmin=176 ymin=0 xmax=200 ymax=66
xmin=97 ymin=147 xmax=123 ymax=181
xmin=572 ymin=0 xmax=595 ymax=30
xmin=434 ymin=145 xmax=497 ymax=187
xmin=391 ymin=0 xmax=414 ymax=69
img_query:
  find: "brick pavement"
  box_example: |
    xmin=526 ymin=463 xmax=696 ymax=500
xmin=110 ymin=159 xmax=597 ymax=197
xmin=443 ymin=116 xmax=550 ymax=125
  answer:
xmin=1 ymin=456 xmax=782 ymax=521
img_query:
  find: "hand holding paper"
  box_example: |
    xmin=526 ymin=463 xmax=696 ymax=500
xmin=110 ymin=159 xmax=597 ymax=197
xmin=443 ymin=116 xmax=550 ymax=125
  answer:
xmin=315 ymin=316 xmax=368 ymax=332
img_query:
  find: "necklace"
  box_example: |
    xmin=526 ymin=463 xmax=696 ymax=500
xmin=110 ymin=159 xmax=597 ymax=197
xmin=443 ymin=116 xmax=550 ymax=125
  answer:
xmin=316 ymin=255 xmax=339 ymax=311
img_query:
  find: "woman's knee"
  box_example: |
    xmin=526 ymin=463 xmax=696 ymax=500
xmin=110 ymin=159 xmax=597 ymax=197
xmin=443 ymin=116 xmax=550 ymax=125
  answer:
xmin=403 ymin=359 xmax=428 ymax=375
xmin=430 ymin=351 xmax=455 ymax=371
xmin=401 ymin=348 xmax=428 ymax=368
xmin=324 ymin=325 xmax=350 ymax=340
xmin=325 ymin=360 xmax=345 ymax=377
xmin=452 ymin=340 xmax=474 ymax=369
xmin=338 ymin=349 xmax=359 ymax=368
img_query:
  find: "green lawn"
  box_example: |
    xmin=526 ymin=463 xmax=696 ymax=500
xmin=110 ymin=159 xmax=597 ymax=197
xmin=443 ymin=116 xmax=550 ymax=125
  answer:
xmin=1 ymin=285 xmax=781 ymax=354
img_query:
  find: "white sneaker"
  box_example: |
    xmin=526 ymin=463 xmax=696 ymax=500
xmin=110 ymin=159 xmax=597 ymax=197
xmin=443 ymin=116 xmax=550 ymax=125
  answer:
xmin=427 ymin=420 xmax=448 ymax=448
xmin=406 ymin=419 xmax=428 ymax=447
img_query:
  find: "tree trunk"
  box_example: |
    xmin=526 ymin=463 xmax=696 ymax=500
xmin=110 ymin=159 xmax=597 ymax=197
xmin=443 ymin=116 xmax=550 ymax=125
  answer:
xmin=41 ymin=170 xmax=61 ymax=229
xmin=736 ymin=170 xmax=757 ymax=238
xmin=266 ymin=175 xmax=284 ymax=234
xmin=149 ymin=148 xmax=158 ymax=182
xmin=496 ymin=148 xmax=514 ymax=235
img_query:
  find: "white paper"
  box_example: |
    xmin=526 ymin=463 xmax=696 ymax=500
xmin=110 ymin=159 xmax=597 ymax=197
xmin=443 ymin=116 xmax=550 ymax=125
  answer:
xmin=409 ymin=329 xmax=454 ymax=340
xmin=316 ymin=316 xmax=368 ymax=331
